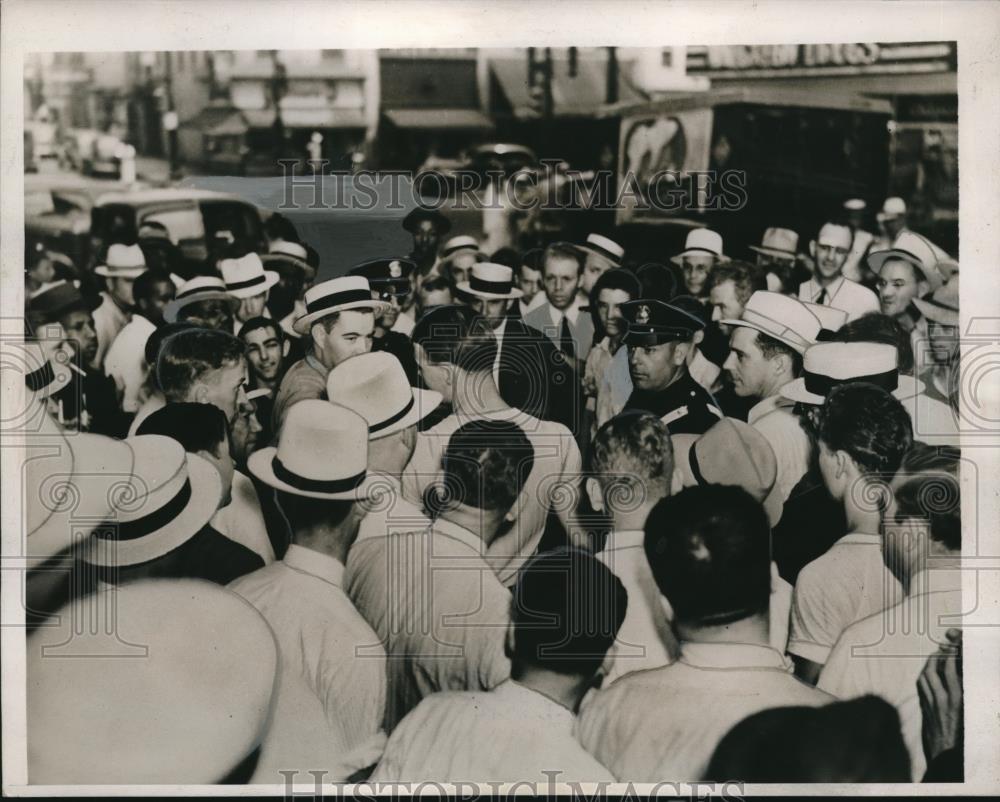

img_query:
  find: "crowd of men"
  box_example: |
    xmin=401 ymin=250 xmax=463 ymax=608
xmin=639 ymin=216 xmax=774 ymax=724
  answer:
xmin=19 ymin=192 xmax=964 ymax=785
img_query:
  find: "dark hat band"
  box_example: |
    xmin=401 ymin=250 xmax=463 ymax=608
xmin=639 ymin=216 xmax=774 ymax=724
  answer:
xmin=96 ymin=480 xmax=193 ymax=542
xmin=584 ymin=242 xmax=623 ymax=264
xmin=305 ymin=288 xmax=374 ymax=315
xmin=803 ymin=367 xmax=898 ymax=397
xmin=469 ymin=275 xmax=515 ymax=295
xmin=442 ymin=243 xmax=478 ymax=257
xmin=25 ymin=361 xmax=56 ymax=392
xmin=689 ymin=444 xmax=707 ymax=485
xmin=922 ymin=296 xmax=959 ymax=314
xmin=679 ymin=247 xmax=723 ymax=259
xmin=225 ymin=274 xmax=268 ymax=292
xmin=369 ymin=394 xmax=414 ymax=434
xmin=176 ymin=285 xmax=226 ymax=300
xmin=272 ymin=456 xmax=366 ymax=494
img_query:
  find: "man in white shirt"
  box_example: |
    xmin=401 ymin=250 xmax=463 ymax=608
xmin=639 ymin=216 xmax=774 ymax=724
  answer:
xmin=348 ymin=419 xmax=535 ymax=732
xmin=405 ymin=305 xmax=583 ymax=586
xmin=577 ymin=485 xmax=831 ymax=781
xmin=371 ymin=548 xmax=624 ymax=784
xmin=93 ymin=243 xmax=148 ymax=370
xmin=819 ymin=461 xmax=963 ymax=781
xmin=798 ymin=223 xmax=880 ymax=323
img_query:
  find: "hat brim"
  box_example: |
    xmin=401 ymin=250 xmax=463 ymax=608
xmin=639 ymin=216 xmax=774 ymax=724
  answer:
xmin=780 ymin=374 xmax=925 ymax=406
xmin=292 ymin=299 xmax=391 ymax=336
xmin=163 ymin=292 xmax=241 ymax=324
xmin=261 ymin=253 xmax=311 ymax=273
xmin=226 ymin=271 xmax=280 ymax=300
xmin=578 ymin=245 xmax=623 ymax=266
xmin=369 ymin=387 xmax=443 ymax=440
xmin=748 ymin=245 xmax=797 ymax=260
xmin=83 ymin=452 xmax=223 ymax=568
xmin=455 ymin=281 xmax=523 ymax=300
xmin=718 ymin=319 xmax=811 ymax=355
xmin=248 ymin=447 xmax=381 ymax=500
xmin=670 ymin=251 xmax=729 ymax=265
xmin=95 ymin=266 xmax=147 ymax=279
xmin=867 ymin=250 xmax=944 ymax=293
xmin=912 ymin=297 xmax=959 ymax=326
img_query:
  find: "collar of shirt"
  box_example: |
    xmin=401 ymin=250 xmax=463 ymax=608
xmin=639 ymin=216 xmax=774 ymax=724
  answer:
xmin=283 ymin=543 xmax=345 ymax=588
xmin=130 ymin=314 xmax=157 ymax=338
xmin=836 ymin=531 xmax=882 ymax=547
xmin=808 ymin=275 xmax=844 ymax=301
xmin=747 ymin=393 xmax=794 ymax=425
xmin=599 ymin=529 xmax=645 ymax=553
xmin=679 ymin=641 xmax=794 ymax=673
xmin=492 ymin=679 xmax=575 ymax=729
xmin=304 ymin=353 xmax=328 ymax=378
xmin=431 ymin=516 xmax=486 ymax=553
xmin=549 ymin=297 xmax=581 ymax=326
xmin=493 ymin=316 xmax=508 ymax=342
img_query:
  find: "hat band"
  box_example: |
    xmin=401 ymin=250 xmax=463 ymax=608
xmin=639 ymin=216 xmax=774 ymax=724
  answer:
xmin=443 ymin=243 xmax=477 ymax=257
xmin=739 ymin=309 xmax=811 ymax=350
xmin=176 ymin=285 xmax=225 ymax=300
xmin=226 ymin=274 xmax=268 ymax=292
xmin=272 ymin=456 xmax=366 ymax=494
xmin=369 ymin=394 xmax=415 ymax=434
xmin=305 ymin=288 xmax=373 ymax=315
xmin=689 ymin=445 xmax=707 ymax=486
xmin=757 ymin=244 xmax=797 ymax=257
xmin=25 ymin=361 xmax=56 ymax=392
xmin=96 ymin=479 xmax=193 ymax=542
xmin=680 ymin=247 xmax=722 ymax=258
xmin=105 ymin=263 xmax=145 ymax=273
xmin=585 ymin=242 xmax=623 ymax=264
xmin=469 ymin=275 xmax=514 ymax=295
xmin=803 ymin=367 xmax=898 ymax=397
xmin=922 ymin=297 xmax=959 ymax=314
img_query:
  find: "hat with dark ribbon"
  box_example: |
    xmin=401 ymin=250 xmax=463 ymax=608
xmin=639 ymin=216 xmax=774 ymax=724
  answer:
xmin=456 ymin=262 xmax=524 ymax=300
xmin=292 ymin=276 xmax=389 ymax=335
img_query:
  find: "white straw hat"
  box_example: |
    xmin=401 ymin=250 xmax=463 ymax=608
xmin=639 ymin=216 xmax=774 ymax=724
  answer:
xmin=866 ymin=230 xmax=946 ymax=293
xmin=220 ymin=252 xmax=279 ymax=299
xmin=95 ymin=243 xmax=147 ymax=279
xmin=164 ymin=275 xmax=239 ymax=323
xmin=579 ymin=233 xmax=625 ymax=266
xmin=749 ymin=227 xmax=798 ymax=260
xmin=292 ymin=276 xmax=389 ymax=335
xmin=720 ymin=291 xmax=822 ymax=354
xmin=670 ymin=228 xmax=728 ymax=264
xmin=456 ymin=262 xmax=524 ymax=300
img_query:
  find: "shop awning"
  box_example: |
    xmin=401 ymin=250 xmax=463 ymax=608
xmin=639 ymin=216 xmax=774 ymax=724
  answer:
xmin=240 ymin=107 xmax=367 ymax=129
xmin=384 ymin=108 xmax=494 ymax=130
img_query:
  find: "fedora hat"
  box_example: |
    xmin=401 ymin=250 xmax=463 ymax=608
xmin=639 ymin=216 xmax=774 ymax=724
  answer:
xmin=83 ymin=435 xmax=223 ymax=568
xmin=164 ymin=275 xmax=239 ymax=323
xmin=800 ymin=300 xmax=848 ymax=337
xmin=249 ymin=400 xmax=380 ymax=500
xmin=579 ymin=233 xmax=624 ymax=266
xmin=914 ymin=276 xmax=959 ymax=326
xmin=749 ymin=227 xmax=799 ymax=260
xmin=867 ymin=230 xmax=946 ymax=293
xmin=670 ymin=228 xmax=729 ymax=265
xmin=402 ymin=207 xmax=451 ymax=235
xmin=876 ymin=196 xmax=907 ymax=222
xmin=220 ymin=252 xmax=279 ymax=299
xmin=781 ymin=342 xmax=923 ymax=406
xmin=327 ymin=352 xmax=442 ymax=439
xmin=292 ymin=275 xmax=389 ymax=335
xmin=27 ymin=578 xmax=277 ymax=784
xmin=95 ymin=243 xmax=147 ymax=279
xmin=671 ymin=418 xmax=783 ymax=527
xmin=28 ymin=280 xmax=101 ymax=322
xmin=721 ymin=291 xmax=821 ymax=354
xmin=441 ymin=235 xmax=480 ymax=258
xmin=457 ymin=262 xmax=524 ymax=300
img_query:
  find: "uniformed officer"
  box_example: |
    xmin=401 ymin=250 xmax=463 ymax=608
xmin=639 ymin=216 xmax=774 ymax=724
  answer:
xmin=348 ymin=257 xmax=419 ymax=385
xmin=620 ymin=299 xmax=722 ymax=434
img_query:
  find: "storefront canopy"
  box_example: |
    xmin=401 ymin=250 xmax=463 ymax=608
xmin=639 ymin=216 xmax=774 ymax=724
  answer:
xmin=240 ymin=107 xmax=367 ymax=129
xmin=383 ymin=108 xmax=494 ymax=130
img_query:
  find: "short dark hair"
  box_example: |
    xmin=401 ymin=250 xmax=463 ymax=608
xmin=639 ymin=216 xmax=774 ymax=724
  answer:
xmin=591 ymin=412 xmax=673 ymax=498
xmin=511 ymin=547 xmax=627 ymax=677
xmin=132 ymin=268 xmax=174 ymax=306
xmin=441 ymin=419 xmax=534 ymax=513
xmin=136 ymin=401 xmax=229 ymax=457
xmin=818 ymin=383 xmax=913 ymax=478
xmin=591 ymin=267 xmax=641 ymax=303
xmin=238 ymin=316 xmax=283 ymax=343
xmin=636 ymin=262 xmax=679 ymax=303
xmin=412 ymin=304 xmax=497 ymax=373
xmin=157 ymin=328 xmax=245 ymax=402
xmin=542 ymin=242 xmax=583 ymax=276
xmin=755 ymin=330 xmax=804 ymax=377
xmin=707 ymin=260 xmax=766 ymax=306
xmin=418 ymin=274 xmax=456 ymax=297
xmin=892 ymin=469 xmax=961 ymax=552
xmin=644 ymin=485 xmax=772 ymax=626
xmin=832 ymin=313 xmax=915 ymax=375
xmin=144 ymin=321 xmax=198 ymax=367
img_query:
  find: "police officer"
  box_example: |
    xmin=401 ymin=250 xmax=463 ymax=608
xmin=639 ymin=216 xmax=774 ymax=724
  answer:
xmin=348 ymin=258 xmax=419 ymax=385
xmin=620 ymin=299 xmax=722 ymax=435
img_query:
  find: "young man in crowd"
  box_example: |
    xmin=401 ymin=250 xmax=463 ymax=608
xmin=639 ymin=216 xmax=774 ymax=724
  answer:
xmin=349 ymin=258 xmax=420 ymax=385
xmin=403 ymin=207 xmax=451 ymax=273
xmin=414 ymin=273 xmax=455 ymax=318
xmin=670 ymin=228 xmax=729 ymax=298
xmin=748 ymin=227 xmax=803 ymax=294
xmin=156 ymin=327 xmax=249 ymax=426
xmin=707 ymin=261 xmax=767 ymax=336
xmin=92 ymin=243 xmax=148 ymax=369
xmin=799 ymin=222 xmax=880 ymax=323
xmin=913 ymin=277 xmax=960 ymax=405
xmin=238 ymin=316 xmax=292 ymax=446
xmin=514 ymin=248 xmax=545 ymax=317
xmin=577 ymin=233 xmax=625 ymax=309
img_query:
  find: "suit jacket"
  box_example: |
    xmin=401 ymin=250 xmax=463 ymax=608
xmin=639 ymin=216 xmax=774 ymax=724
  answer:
xmin=522 ymin=300 xmax=595 ymax=364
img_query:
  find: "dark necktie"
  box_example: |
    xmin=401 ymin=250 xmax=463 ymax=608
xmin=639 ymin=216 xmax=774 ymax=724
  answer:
xmin=560 ymin=316 xmax=576 ymax=359
xmin=817 ymin=288 xmax=828 ymax=305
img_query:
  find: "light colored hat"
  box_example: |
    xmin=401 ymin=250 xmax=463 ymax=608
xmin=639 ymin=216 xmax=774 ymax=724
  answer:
xmin=456 ymin=262 xmax=524 ymax=300
xmin=876 ymin=196 xmax=907 ymax=221
xmin=801 ymin=300 xmax=848 ymax=335
xmin=866 ymin=230 xmax=945 ymax=293
xmin=579 ymin=233 xmax=625 ymax=266
xmin=327 ymin=351 xmax=442 ymax=439
xmin=269 ymin=240 xmax=309 ymax=261
xmin=292 ymin=275 xmax=388 ymax=335
xmin=17 ymin=337 xmax=73 ymax=400
xmin=220 ymin=252 xmax=279 ymax=299
xmin=27 ymin=578 xmax=278 ymax=784
xmin=749 ymin=227 xmax=798 ymax=260
xmin=441 ymin=235 xmax=480 ymax=258
xmin=720 ymin=291 xmax=821 ymax=354
xmin=164 ymin=275 xmax=238 ymax=323
xmin=249 ymin=400 xmax=380 ymax=500
xmin=671 ymin=418 xmax=783 ymax=527
xmin=843 ymin=198 xmax=867 ymax=212
xmin=94 ymin=243 xmax=147 ymax=279
xmin=781 ymin=342 xmax=924 ymax=405
xmin=83 ymin=435 xmax=223 ymax=568
xmin=913 ymin=275 xmax=959 ymax=326
xmin=670 ymin=228 xmax=728 ymax=264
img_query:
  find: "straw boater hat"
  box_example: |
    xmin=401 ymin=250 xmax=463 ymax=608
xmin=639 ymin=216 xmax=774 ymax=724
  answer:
xmin=95 ymin=243 xmax=148 ymax=279
xmin=27 ymin=578 xmax=278 ymax=784
xmin=262 ymin=240 xmax=312 ymax=276
xmin=780 ymin=342 xmax=924 ymax=406
xmin=579 ymin=233 xmax=625 ymax=267
xmin=441 ymin=235 xmax=480 ymax=259
xmin=749 ymin=227 xmax=799 ymax=261
xmin=220 ymin=252 xmax=279 ymax=299
xmin=876 ymin=196 xmax=907 ymax=222
xmin=327 ymin=352 xmax=442 ymax=439
xmin=456 ymin=262 xmax=524 ymax=300
xmin=83 ymin=435 xmax=223 ymax=569
xmin=913 ymin=275 xmax=959 ymax=327
xmin=292 ymin=275 xmax=389 ymax=335
xmin=671 ymin=418 xmax=784 ymax=528
xmin=249 ymin=400 xmax=380 ymax=500
xmin=720 ymin=291 xmax=822 ymax=355
xmin=164 ymin=275 xmax=239 ymax=323
xmin=866 ymin=230 xmax=945 ymax=293
xmin=670 ymin=228 xmax=729 ymax=265
xmin=800 ymin=300 xmax=848 ymax=338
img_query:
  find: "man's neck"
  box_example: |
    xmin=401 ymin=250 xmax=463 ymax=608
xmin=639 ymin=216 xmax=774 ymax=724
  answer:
xmin=257 ymin=375 xmax=278 ymax=392
xmin=610 ymin=500 xmax=659 ymax=533
xmin=759 ymin=372 xmax=794 ymax=404
xmin=815 ymin=271 xmax=842 ymax=289
xmin=675 ymin=611 xmax=770 ymax=646
xmin=293 ymin=522 xmax=355 ymax=565
xmin=843 ymin=475 xmax=884 ymax=534
xmin=648 ymin=365 xmax=686 ymax=395
xmin=451 ymin=370 xmax=510 ymax=416
xmin=510 ymin=665 xmax=593 ymax=715
xmin=108 ymin=293 xmax=131 ymax=313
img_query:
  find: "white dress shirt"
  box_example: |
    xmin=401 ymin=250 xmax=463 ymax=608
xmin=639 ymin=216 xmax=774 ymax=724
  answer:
xmin=523 ymin=297 xmax=595 ymax=364
xmin=346 ymin=517 xmax=513 ymax=733
xmin=819 ymin=568 xmax=963 ymax=780
xmin=211 ymin=470 xmax=276 ymax=564
xmin=371 ymin=679 xmax=614 ymax=784
xmin=788 ymin=532 xmax=903 ymax=665
xmin=577 ymin=641 xmax=832 ymax=781
xmin=518 ymin=291 xmax=546 ymax=318
xmin=92 ymin=292 xmax=131 ymax=370
xmin=491 ymin=316 xmax=508 ymax=385
xmin=798 ymin=275 xmax=879 ymax=323
xmin=353 ymin=474 xmax=432 ymax=545
xmin=103 ymin=314 xmax=156 ymax=413
xmin=748 ymin=394 xmax=812 ymax=507
xmin=229 ymin=545 xmax=387 ymax=779
xmin=127 ymin=391 xmax=166 ymax=436
xmin=596 ymin=342 xmax=633 ymax=429
xmin=402 ymin=407 xmax=582 ymax=587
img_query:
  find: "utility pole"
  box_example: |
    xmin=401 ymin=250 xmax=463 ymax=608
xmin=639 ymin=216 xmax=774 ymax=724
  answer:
xmin=606 ymin=46 xmax=619 ymax=105
xmin=163 ymin=51 xmax=180 ymax=179
xmin=269 ymin=50 xmax=288 ymax=163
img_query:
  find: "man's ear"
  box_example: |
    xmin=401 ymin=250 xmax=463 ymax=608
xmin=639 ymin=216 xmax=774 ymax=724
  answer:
xmin=809 ymin=240 xmax=817 ymax=259
xmin=191 ymin=383 xmax=210 ymax=405
xmin=586 ymin=477 xmax=605 ymax=513
xmin=673 ymin=340 xmax=692 ymax=366
xmin=835 ymin=449 xmax=852 ymax=480
xmin=282 ymin=339 xmax=290 ymax=358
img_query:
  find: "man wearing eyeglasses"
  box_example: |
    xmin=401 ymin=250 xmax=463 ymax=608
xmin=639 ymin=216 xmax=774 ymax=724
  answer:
xmin=797 ymin=223 xmax=879 ymax=323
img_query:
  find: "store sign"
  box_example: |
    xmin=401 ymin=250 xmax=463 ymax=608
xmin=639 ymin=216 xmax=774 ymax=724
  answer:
xmin=687 ymin=42 xmax=955 ymax=78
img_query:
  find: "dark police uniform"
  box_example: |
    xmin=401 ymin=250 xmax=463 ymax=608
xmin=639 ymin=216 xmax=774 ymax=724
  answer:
xmin=620 ymin=299 xmax=722 ymax=435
